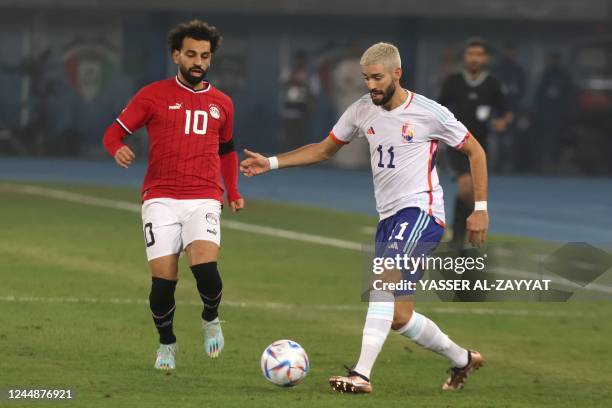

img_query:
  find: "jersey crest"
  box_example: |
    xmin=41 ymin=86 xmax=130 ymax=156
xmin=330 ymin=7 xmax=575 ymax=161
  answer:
xmin=401 ymin=121 xmax=414 ymax=143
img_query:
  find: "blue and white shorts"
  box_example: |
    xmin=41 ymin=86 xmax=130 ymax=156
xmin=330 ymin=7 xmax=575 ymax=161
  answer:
xmin=374 ymin=207 xmax=445 ymax=295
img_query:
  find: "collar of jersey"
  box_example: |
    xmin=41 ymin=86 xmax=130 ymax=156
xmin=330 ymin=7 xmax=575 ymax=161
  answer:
xmin=175 ymin=76 xmax=211 ymax=93
xmin=461 ymin=70 xmax=489 ymax=87
xmin=377 ymin=89 xmax=413 ymax=114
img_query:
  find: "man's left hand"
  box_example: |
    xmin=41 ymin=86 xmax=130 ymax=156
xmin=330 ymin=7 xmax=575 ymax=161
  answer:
xmin=467 ymin=210 xmax=489 ymax=246
xmin=230 ymin=198 xmax=245 ymax=212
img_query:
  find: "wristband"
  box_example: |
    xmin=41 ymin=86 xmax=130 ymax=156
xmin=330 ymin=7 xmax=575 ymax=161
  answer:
xmin=474 ymin=201 xmax=487 ymax=211
xmin=268 ymin=156 xmax=279 ymax=170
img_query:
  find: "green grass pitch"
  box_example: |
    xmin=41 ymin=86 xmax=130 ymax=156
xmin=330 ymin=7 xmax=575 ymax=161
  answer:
xmin=0 ymin=182 xmax=611 ymax=407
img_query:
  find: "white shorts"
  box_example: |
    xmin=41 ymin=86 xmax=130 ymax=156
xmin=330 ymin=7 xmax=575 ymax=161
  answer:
xmin=141 ymin=198 xmax=222 ymax=261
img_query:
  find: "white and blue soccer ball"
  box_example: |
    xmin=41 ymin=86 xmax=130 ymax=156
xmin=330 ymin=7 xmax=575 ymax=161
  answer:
xmin=260 ymin=339 xmax=309 ymax=387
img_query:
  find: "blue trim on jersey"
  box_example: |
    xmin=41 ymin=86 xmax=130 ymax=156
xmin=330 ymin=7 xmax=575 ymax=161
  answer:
xmin=412 ymin=95 xmax=451 ymax=123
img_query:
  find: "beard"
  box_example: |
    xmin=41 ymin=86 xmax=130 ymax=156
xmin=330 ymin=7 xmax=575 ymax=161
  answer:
xmin=467 ymin=61 xmax=484 ymax=74
xmin=179 ymin=64 xmax=208 ymax=86
xmin=370 ymin=82 xmax=396 ymax=106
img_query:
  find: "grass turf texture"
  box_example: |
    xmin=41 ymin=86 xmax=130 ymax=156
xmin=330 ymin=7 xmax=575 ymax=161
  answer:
xmin=1 ymin=181 xmax=611 ymax=407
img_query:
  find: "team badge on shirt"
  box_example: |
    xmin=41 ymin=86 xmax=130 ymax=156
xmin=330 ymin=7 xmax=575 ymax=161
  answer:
xmin=209 ymin=104 xmax=221 ymax=119
xmin=206 ymin=212 xmax=219 ymax=226
xmin=401 ymin=122 xmax=414 ymax=143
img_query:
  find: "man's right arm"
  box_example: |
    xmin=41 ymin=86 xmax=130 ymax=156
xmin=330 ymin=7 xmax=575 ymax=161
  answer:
xmin=276 ymin=135 xmax=343 ymax=168
xmin=240 ymin=135 xmax=343 ymax=177
xmin=241 ymin=100 xmax=358 ymax=176
xmin=103 ymin=123 xmax=134 ymax=168
xmin=102 ymin=87 xmax=153 ymax=169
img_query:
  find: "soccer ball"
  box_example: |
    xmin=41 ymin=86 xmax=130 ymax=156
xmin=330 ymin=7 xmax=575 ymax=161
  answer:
xmin=260 ymin=339 xmax=309 ymax=387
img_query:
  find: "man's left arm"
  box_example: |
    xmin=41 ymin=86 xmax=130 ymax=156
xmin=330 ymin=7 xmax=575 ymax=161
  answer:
xmin=430 ymin=103 xmax=489 ymax=245
xmin=459 ymin=135 xmax=489 ymax=245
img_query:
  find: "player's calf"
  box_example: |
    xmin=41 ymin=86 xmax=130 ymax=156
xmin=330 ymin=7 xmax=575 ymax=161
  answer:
xmin=191 ymin=262 xmax=224 ymax=357
xmin=394 ymin=311 xmax=471 ymax=372
xmin=149 ymin=277 xmax=178 ymax=345
xmin=191 ymin=261 xmax=223 ymax=321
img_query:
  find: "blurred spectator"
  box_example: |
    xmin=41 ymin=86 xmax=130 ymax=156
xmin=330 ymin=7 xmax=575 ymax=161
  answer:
xmin=531 ymin=53 xmax=573 ymax=172
xmin=435 ymin=46 xmax=461 ymax=96
xmin=439 ymin=37 xmax=513 ymax=246
xmin=493 ymin=45 xmax=527 ymax=172
xmin=494 ymin=45 xmax=527 ymax=111
xmin=279 ymin=51 xmax=317 ymax=151
xmin=327 ymin=43 xmax=370 ymax=168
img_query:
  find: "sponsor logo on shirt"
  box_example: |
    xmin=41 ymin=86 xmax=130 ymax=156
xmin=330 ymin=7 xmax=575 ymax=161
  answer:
xmin=207 ymin=228 xmax=218 ymax=235
xmin=401 ymin=122 xmax=414 ymax=143
xmin=367 ymin=126 xmax=376 ymax=135
xmin=168 ymin=102 xmax=182 ymax=110
xmin=209 ymin=104 xmax=221 ymax=119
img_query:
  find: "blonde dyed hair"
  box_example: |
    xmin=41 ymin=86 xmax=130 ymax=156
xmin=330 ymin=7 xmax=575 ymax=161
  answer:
xmin=360 ymin=42 xmax=401 ymax=69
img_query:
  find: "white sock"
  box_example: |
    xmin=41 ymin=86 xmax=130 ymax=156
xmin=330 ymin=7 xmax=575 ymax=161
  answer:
xmin=353 ymin=291 xmax=395 ymax=379
xmin=396 ymin=311 xmax=469 ymax=368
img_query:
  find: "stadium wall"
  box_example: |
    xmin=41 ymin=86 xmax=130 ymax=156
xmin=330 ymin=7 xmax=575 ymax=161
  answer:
xmin=0 ymin=8 xmax=608 ymax=162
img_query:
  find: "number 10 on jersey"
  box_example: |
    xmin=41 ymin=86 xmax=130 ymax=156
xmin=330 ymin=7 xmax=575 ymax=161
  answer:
xmin=184 ymin=110 xmax=208 ymax=135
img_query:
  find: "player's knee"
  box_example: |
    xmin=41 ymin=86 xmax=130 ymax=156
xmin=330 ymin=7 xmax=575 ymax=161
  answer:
xmin=191 ymin=262 xmax=222 ymax=296
xmin=187 ymin=241 xmax=219 ymax=265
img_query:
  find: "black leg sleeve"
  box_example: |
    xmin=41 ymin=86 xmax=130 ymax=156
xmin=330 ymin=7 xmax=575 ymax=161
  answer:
xmin=191 ymin=262 xmax=223 ymax=322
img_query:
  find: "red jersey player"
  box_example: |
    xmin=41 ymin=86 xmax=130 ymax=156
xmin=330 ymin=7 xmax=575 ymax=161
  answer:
xmin=102 ymin=20 xmax=243 ymax=370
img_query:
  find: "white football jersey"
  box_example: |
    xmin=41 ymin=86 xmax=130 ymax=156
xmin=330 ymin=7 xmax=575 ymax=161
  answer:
xmin=330 ymin=91 xmax=470 ymax=223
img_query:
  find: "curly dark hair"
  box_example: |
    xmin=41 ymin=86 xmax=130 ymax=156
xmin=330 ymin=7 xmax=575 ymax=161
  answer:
xmin=167 ymin=20 xmax=222 ymax=54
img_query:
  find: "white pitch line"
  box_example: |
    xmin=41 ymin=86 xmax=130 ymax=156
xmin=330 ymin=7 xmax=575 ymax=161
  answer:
xmin=0 ymin=183 xmax=362 ymax=251
xmin=2 ymin=183 xmax=611 ymax=295
xmin=0 ymin=295 xmax=594 ymax=317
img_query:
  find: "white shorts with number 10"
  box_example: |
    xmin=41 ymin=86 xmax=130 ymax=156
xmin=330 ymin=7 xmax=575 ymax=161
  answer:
xmin=141 ymin=198 xmax=222 ymax=261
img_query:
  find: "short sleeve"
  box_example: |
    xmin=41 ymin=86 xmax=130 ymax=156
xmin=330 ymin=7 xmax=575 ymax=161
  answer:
xmin=116 ymin=87 xmax=154 ymax=134
xmin=219 ymin=98 xmax=234 ymax=143
xmin=430 ymin=105 xmax=470 ymax=150
xmin=329 ymin=102 xmax=360 ymax=145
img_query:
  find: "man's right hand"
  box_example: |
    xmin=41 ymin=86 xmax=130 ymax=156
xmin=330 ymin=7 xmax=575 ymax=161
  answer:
xmin=114 ymin=145 xmax=135 ymax=169
xmin=240 ymin=149 xmax=271 ymax=177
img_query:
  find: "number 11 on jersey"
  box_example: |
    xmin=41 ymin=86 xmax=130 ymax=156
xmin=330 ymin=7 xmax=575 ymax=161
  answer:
xmin=184 ymin=109 xmax=208 ymax=135
xmin=377 ymin=145 xmax=396 ymax=169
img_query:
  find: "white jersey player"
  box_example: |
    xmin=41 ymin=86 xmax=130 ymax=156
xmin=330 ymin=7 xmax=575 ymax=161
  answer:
xmin=330 ymin=90 xmax=471 ymax=223
xmin=240 ymin=42 xmax=489 ymax=393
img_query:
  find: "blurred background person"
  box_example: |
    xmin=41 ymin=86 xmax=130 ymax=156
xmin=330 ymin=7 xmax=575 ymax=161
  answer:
xmin=326 ymin=42 xmax=371 ymax=169
xmin=439 ymin=37 xmax=513 ymax=246
xmin=279 ymin=51 xmax=317 ymax=151
xmin=492 ymin=44 xmax=527 ymax=173
xmin=530 ymin=53 xmax=573 ymax=173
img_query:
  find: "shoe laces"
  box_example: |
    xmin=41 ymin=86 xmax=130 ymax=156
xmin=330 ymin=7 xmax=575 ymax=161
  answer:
xmin=204 ymin=319 xmax=221 ymax=336
xmin=343 ymin=365 xmax=370 ymax=383
xmin=158 ymin=344 xmax=175 ymax=357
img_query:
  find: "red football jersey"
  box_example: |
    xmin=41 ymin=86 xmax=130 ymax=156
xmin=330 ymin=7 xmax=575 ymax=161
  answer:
xmin=115 ymin=77 xmax=234 ymax=202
